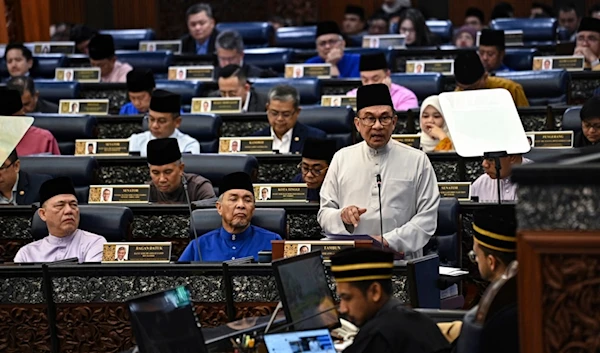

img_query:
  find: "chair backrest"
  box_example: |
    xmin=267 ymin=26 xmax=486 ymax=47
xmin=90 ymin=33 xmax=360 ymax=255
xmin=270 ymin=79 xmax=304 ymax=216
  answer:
xmin=562 ymin=106 xmax=582 ymax=133
xmin=244 ymin=48 xmax=292 ymax=73
xmin=99 ymin=29 xmax=156 ymax=50
xmin=216 ymin=22 xmax=274 ymax=48
xmin=31 ymin=205 xmax=134 ymax=242
xmin=524 ymin=147 xmax=580 ymax=162
xmin=496 ymin=69 xmax=569 ymax=105
xmin=407 ymin=253 xmax=441 ymax=309
xmin=143 ymin=114 xmax=221 ymax=153
xmin=252 ymin=77 xmax=321 ymax=105
xmin=297 ymin=106 xmax=355 ymax=149
xmin=181 ymin=154 xmax=259 ymax=195
xmin=274 ymin=26 xmax=317 ymax=49
xmin=425 ymin=198 xmax=460 ymax=267
xmin=155 ymin=80 xmax=203 ymax=106
xmin=5 ymin=54 xmax=69 ymax=79
xmin=490 ymin=18 xmax=557 ymax=42
xmin=390 ymin=73 xmax=443 ymax=103
xmin=35 ymin=80 xmax=81 ymax=103
xmin=426 ymin=20 xmax=453 ymax=44
xmin=116 ymin=51 xmax=173 ymax=74
xmin=190 ymin=208 xmax=287 ymax=238
xmin=30 ymin=114 xmax=98 ymax=155
xmin=343 ymin=48 xmax=395 ymax=70
xmin=503 ymin=48 xmax=539 ymax=71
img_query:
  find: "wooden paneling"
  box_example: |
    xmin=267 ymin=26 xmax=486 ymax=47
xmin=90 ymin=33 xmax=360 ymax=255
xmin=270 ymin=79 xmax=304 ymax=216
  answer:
xmin=20 ymin=0 xmax=50 ymax=41
xmin=318 ymin=0 xmax=385 ymax=25
xmin=112 ymin=0 xmax=158 ymax=30
xmin=0 ymin=1 xmax=8 ymax=43
xmin=448 ymin=0 xmax=554 ymax=27
xmin=49 ymin=0 xmax=86 ymax=25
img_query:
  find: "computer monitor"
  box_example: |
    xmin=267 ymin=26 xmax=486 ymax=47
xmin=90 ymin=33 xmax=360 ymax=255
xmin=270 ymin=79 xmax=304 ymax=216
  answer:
xmin=127 ymin=286 xmax=207 ymax=353
xmin=264 ymin=328 xmax=336 ymax=353
xmin=272 ymin=251 xmax=340 ymax=330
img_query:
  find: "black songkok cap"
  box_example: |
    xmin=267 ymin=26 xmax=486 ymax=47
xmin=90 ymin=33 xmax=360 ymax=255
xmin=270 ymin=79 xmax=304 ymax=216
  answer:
xmin=580 ymin=96 xmax=600 ymax=120
xmin=146 ymin=138 xmax=181 ymax=166
xmin=88 ymin=34 xmax=115 ymax=60
xmin=479 ymin=29 xmax=505 ymax=49
xmin=149 ymin=89 xmax=181 ymax=113
xmin=126 ymin=68 xmax=156 ymax=93
xmin=578 ymin=17 xmax=600 ymax=34
xmin=356 ymin=83 xmax=393 ymax=111
xmin=330 ymin=248 xmax=394 ymax=283
xmin=0 ymin=88 xmax=24 ymax=115
xmin=70 ymin=25 xmax=97 ymax=44
xmin=39 ymin=177 xmax=76 ymax=205
xmin=345 ymin=5 xmax=365 ymax=20
xmin=316 ymin=21 xmax=342 ymax=38
xmin=220 ymin=172 xmax=254 ymax=194
xmin=302 ymin=138 xmax=338 ymax=164
xmin=472 ymin=208 xmax=517 ymax=253
xmin=359 ymin=52 xmax=388 ymax=72
xmin=454 ymin=51 xmax=485 ymax=85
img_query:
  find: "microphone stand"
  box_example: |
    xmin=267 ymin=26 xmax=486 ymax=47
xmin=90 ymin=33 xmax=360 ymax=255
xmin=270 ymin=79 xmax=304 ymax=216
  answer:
xmin=483 ymin=151 xmax=507 ymax=205
xmin=182 ymin=174 xmax=203 ymax=263
xmin=376 ymin=174 xmax=384 ymax=250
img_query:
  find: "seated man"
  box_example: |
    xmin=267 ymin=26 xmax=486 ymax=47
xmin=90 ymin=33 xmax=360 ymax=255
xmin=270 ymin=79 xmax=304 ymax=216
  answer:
xmin=342 ymin=5 xmax=367 ymax=36
xmin=129 ymin=89 xmax=200 ymax=156
xmin=120 ymin=68 xmax=156 ymax=115
xmin=180 ymin=3 xmax=218 ymax=55
xmin=0 ymin=149 xmax=52 ymax=205
xmin=454 ymin=51 xmax=529 ymax=107
xmin=479 ymin=29 xmax=510 ymax=72
xmin=1 ymin=88 xmax=60 ymax=156
xmin=253 ymin=85 xmax=326 ymax=154
xmin=291 ymin=138 xmax=337 ymax=202
xmin=13 ymin=177 xmax=107 ymax=263
xmin=178 ymin=172 xmax=282 ymax=262
xmin=215 ymin=64 xmax=268 ymax=112
xmin=347 ymin=52 xmax=418 ymax=111
xmin=574 ymin=96 xmax=600 ymax=147
xmin=146 ymin=138 xmax=215 ymax=203
xmin=574 ymin=17 xmax=600 ymax=70
xmin=330 ymin=248 xmax=450 ymax=352
xmin=306 ymin=21 xmax=360 ymax=78
xmin=88 ymin=34 xmax=133 ymax=83
xmin=70 ymin=24 xmax=97 ymax=54
xmin=215 ymin=30 xmax=277 ymax=78
xmin=4 ymin=44 xmax=33 ymax=78
xmin=7 ymin=76 xmax=58 ymax=113
xmin=471 ymin=153 xmax=532 ymax=203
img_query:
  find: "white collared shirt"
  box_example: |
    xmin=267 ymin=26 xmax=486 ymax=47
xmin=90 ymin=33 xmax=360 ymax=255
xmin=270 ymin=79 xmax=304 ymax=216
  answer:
xmin=242 ymin=91 xmax=251 ymax=112
xmin=128 ymin=129 xmax=201 ymax=157
xmin=271 ymin=127 xmax=294 ymax=154
xmin=0 ymin=174 xmax=19 ymax=205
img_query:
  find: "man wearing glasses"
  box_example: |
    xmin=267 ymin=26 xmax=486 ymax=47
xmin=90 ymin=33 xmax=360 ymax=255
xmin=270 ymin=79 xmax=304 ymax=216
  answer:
xmin=574 ymin=17 xmax=600 ymax=70
xmin=252 ymin=85 xmax=326 ymax=154
xmin=128 ymin=89 xmax=200 ymax=157
xmin=471 ymin=154 xmax=532 ymax=203
xmin=305 ymin=21 xmax=360 ymax=78
xmin=574 ymin=96 xmax=600 ymax=147
xmin=318 ymin=84 xmax=440 ymax=260
xmin=291 ymin=138 xmax=338 ymax=202
xmin=0 ymin=149 xmax=51 ymax=205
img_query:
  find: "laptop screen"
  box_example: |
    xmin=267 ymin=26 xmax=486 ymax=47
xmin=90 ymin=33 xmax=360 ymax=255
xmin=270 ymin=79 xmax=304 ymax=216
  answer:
xmin=264 ymin=328 xmax=336 ymax=353
xmin=127 ymin=286 xmax=207 ymax=353
xmin=272 ymin=251 xmax=340 ymax=330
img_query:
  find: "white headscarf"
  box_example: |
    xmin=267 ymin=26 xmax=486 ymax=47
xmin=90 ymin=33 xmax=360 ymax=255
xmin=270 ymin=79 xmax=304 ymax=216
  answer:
xmin=419 ymin=95 xmax=451 ymax=152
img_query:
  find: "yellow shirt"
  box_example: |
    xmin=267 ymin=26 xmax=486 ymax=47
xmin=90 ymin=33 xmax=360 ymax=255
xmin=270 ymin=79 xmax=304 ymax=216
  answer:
xmin=455 ymin=76 xmax=530 ymax=107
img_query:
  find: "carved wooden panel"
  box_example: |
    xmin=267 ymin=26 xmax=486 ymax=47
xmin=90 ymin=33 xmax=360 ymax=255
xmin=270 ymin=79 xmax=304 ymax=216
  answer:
xmin=3 ymin=0 xmax=23 ymax=42
xmin=0 ymin=240 xmax=27 ymax=263
xmin=0 ymin=304 xmax=51 ymax=353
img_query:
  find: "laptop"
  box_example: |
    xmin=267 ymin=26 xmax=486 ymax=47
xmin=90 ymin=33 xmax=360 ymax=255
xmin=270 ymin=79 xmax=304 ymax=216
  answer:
xmin=127 ymin=286 xmax=208 ymax=353
xmin=272 ymin=251 xmax=340 ymax=331
xmin=264 ymin=328 xmax=336 ymax=353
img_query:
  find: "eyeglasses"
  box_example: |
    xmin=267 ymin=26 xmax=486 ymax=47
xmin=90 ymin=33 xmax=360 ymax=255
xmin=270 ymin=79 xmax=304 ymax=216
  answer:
xmin=267 ymin=110 xmax=296 ymax=119
xmin=583 ymin=122 xmax=600 ymax=130
xmin=316 ymin=38 xmax=341 ymax=47
xmin=0 ymin=161 xmax=15 ymax=172
xmin=468 ymin=250 xmax=478 ymax=263
xmin=144 ymin=114 xmax=171 ymax=125
xmin=358 ymin=116 xmax=394 ymax=126
xmin=297 ymin=163 xmax=328 ymax=176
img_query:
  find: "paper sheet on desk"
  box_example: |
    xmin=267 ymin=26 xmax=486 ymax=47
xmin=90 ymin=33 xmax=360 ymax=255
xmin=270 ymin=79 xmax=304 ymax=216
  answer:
xmin=439 ymin=267 xmax=469 ymax=276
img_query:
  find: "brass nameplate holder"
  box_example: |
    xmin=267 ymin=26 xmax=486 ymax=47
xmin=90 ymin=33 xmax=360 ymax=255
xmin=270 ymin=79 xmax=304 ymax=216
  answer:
xmin=218 ymin=137 xmax=274 ymax=154
xmin=283 ymin=241 xmax=356 ymax=261
xmin=253 ymin=183 xmax=308 ymax=202
xmin=55 ymin=67 xmax=101 ymax=82
xmin=75 ymin=139 xmax=129 ymax=156
xmin=438 ymin=182 xmax=471 ymax=201
xmin=33 ymin=41 xmax=75 ymax=54
xmin=191 ymin=97 xmax=242 ymax=114
xmin=168 ymin=66 xmax=214 ymax=81
xmin=59 ymin=99 xmax=109 ymax=115
xmin=527 ymin=131 xmax=573 ymax=148
xmin=406 ymin=60 xmax=454 ymax=75
xmin=532 ymin=56 xmax=585 ymax=72
xmin=321 ymin=95 xmax=356 ymax=109
xmin=285 ymin=64 xmax=332 ymax=78
xmin=139 ymin=40 xmax=182 ymax=54
xmin=392 ymin=134 xmax=421 ymax=149
xmin=102 ymin=242 xmax=172 ymax=263
xmin=89 ymin=185 xmax=150 ymax=204
xmin=362 ymin=34 xmax=406 ymax=49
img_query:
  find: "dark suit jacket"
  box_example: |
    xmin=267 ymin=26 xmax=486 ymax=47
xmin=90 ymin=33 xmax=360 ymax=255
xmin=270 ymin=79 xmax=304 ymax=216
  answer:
xmin=207 ymin=87 xmax=267 ymax=113
xmin=244 ymin=63 xmax=278 ymax=78
xmin=180 ymin=30 xmax=218 ymax=55
xmin=253 ymin=122 xmax=327 ymax=154
xmin=15 ymin=171 xmax=52 ymax=205
xmin=35 ymin=99 xmax=59 ymax=113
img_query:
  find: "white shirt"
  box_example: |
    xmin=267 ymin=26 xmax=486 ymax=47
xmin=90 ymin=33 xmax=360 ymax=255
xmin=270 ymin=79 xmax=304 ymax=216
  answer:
xmin=0 ymin=174 xmax=18 ymax=205
xmin=14 ymin=229 xmax=107 ymax=263
xmin=271 ymin=127 xmax=294 ymax=154
xmin=242 ymin=91 xmax=251 ymax=112
xmin=128 ymin=129 xmax=201 ymax=157
xmin=318 ymin=139 xmax=440 ymax=259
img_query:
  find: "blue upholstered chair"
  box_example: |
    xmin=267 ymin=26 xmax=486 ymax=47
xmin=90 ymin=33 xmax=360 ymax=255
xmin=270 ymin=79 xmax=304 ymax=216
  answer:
xmin=99 ymin=29 xmax=156 ymax=50
xmin=30 ymin=114 xmax=98 ymax=155
xmin=189 ymin=208 xmax=287 ymax=238
xmin=252 ymin=78 xmax=321 ymax=105
xmin=34 ymin=80 xmax=81 ymax=103
xmin=181 ymin=154 xmax=259 ymax=195
xmin=496 ymin=69 xmax=569 ymax=105
xmin=390 ymin=73 xmax=443 ymax=103
xmin=216 ymin=22 xmax=274 ymax=48
xmin=298 ymin=106 xmax=355 ymax=148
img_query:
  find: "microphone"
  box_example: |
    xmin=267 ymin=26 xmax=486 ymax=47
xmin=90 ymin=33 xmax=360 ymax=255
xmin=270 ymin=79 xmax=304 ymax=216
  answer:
xmin=376 ymin=174 xmax=384 ymax=250
xmin=182 ymin=174 xmax=203 ymax=263
xmin=267 ymin=304 xmax=340 ymax=334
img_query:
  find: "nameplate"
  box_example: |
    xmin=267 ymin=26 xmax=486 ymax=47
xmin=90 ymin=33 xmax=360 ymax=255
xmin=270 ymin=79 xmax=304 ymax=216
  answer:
xmin=139 ymin=40 xmax=182 ymax=54
xmin=362 ymin=34 xmax=406 ymax=48
xmin=406 ymin=60 xmax=454 ymax=75
xmin=283 ymin=241 xmax=356 ymax=261
xmin=75 ymin=139 xmax=130 ymax=156
xmin=321 ymin=95 xmax=356 ymax=109
xmin=219 ymin=137 xmax=274 ymax=154
xmin=191 ymin=97 xmax=242 ymax=114
xmin=55 ymin=67 xmax=101 ymax=82
xmin=102 ymin=242 xmax=172 ymax=263
xmin=89 ymin=185 xmax=150 ymax=203
xmin=253 ymin=183 xmax=308 ymax=202
xmin=476 ymin=30 xmax=523 ymax=46
xmin=526 ymin=131 xmax=574 ymax=148
xmin=532 ymin=56 xmax=585 ymax=72
xmin=438 ymin=182 xmax=471 ymax=201
xmin=392 ymin=134 xmax=420 ymax=149
xmin=168 ymin=66 xmax=214 ymax=81
xmin=59 ymin=99 xmax=109 ymax=115
xmin=285 ymin=64 xmax=332 ymax=78
xmin=32 ymin=41 xmax=75 ymax=54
